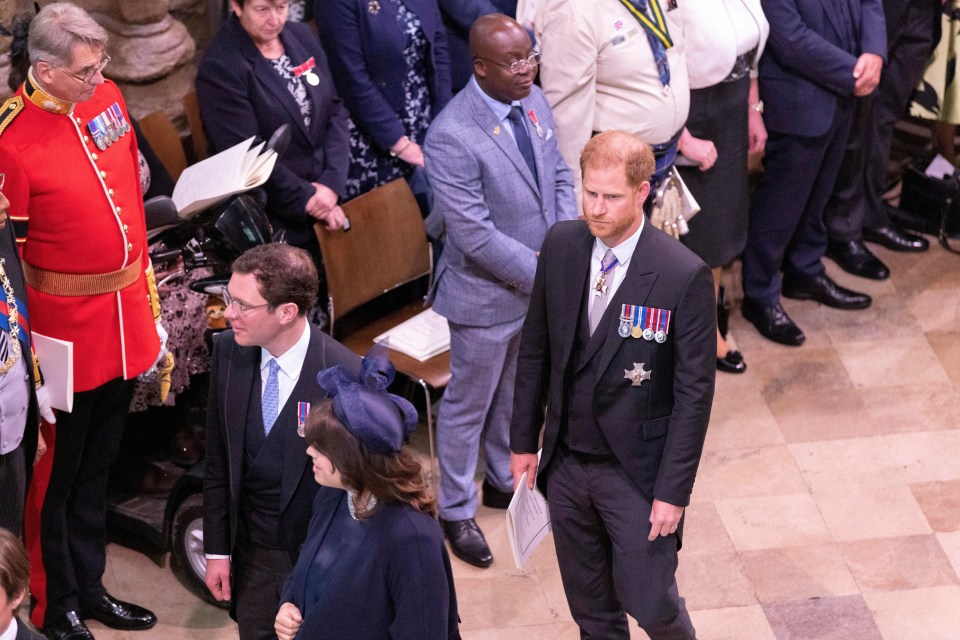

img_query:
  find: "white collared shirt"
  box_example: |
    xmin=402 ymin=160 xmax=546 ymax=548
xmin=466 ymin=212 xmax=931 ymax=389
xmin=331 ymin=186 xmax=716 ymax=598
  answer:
xmin=585 ymin=217 xmax=645 ymax=307
xmin=0 ymin=618 xmax=18 ymax=640
xmin=260 ymin=319 xmax=311 ymax=410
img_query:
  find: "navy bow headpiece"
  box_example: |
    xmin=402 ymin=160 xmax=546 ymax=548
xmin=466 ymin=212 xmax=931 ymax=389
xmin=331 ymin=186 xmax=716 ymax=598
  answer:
xmin=316 ymin=344 xmax=418 ymax=454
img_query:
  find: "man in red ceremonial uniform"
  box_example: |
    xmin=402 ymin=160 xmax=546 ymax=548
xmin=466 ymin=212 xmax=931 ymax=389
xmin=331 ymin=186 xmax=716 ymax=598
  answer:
xmin=0 ymin=4 xmax=168 ymax=639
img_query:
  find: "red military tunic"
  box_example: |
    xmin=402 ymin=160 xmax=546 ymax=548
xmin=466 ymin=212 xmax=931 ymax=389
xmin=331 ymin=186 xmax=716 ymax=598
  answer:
xmin=0 ymin=74 xmax=158 ymax=392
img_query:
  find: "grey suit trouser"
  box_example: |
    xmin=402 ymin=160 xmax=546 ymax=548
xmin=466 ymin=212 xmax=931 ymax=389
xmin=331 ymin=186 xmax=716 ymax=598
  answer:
xmin=437 ymin=317 xmax=523 ymax=520
xmin=548 ymin=449 xmax=696 ymax=640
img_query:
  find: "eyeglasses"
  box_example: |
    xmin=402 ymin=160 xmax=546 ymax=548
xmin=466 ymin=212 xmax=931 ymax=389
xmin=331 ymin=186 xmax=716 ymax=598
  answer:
xmin=55 ymin=54 xmax=111 ymax=84
xmin=0 ymin=173 xmax=4 ymax=192
xmin=477 ymin=51 xmax=541 ymax=75
xmin=221 ymin=287 xmax=270 ymax=317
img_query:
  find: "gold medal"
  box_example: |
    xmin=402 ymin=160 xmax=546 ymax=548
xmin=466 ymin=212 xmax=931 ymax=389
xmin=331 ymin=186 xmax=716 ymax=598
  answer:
xmin=631 ymin=325 xmax=643 ymax=339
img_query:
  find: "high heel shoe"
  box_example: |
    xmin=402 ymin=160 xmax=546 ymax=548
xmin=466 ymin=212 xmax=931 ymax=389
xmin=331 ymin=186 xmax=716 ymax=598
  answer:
xmin=716 ymin=349 xmax=746 ymax=374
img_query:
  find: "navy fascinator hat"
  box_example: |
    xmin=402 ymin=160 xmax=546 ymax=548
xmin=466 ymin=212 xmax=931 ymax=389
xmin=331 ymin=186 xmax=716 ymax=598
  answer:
xmin=316 ymin=344 xmax=418 ymax=454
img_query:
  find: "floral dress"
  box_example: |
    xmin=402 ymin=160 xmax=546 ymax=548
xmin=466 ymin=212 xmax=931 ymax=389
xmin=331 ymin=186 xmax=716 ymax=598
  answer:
xmin=343 ymin=0 xmax=432 ymax=199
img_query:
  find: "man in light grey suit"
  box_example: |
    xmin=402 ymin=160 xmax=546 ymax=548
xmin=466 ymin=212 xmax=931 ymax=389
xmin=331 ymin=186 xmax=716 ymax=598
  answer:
xmin=424 ymin=13 xmax=577 ymax=568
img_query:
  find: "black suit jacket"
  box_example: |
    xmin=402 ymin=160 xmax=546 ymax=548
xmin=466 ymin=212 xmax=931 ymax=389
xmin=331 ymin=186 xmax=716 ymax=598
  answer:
xmin=14 ymin=618 xmax=45 ymax=640
xmin=202 ymin=323 xmax=360 ymax=561
xmin=1 ymin=221 xmax=38 ymax=478
xmin=196 ymin=17 xmax=350 ymax=248
xmin=511 ymin=221 xmax=715 ymax=508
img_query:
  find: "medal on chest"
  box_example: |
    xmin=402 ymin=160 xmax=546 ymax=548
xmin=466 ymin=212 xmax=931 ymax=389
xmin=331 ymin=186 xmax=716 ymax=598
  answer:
xmin=293 ymin=57 xmax=320 ymax=86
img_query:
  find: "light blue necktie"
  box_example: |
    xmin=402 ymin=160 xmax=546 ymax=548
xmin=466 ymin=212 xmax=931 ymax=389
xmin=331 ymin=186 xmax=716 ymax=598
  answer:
xmin=262 ymin=358 xmax=281 ymax=436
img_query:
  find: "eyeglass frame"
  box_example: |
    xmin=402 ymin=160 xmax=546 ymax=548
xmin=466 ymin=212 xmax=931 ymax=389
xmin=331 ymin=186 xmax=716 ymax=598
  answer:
xmin=52 ymin=53 xmax=111 ymax=85
xmin=0 ymin=172 xmax=5 ymax=192
xmin=221 ymin=286 xmax=271 ymax=317
xmin=475 ymin=50 xmax=541 ymax=75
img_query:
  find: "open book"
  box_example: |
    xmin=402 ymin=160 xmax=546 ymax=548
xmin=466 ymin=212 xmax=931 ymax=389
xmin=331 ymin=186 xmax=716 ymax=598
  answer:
xmin=506 ymin=467 xmax=551 ymax=569
xmin=172 ymin=136 xmax=278 ymax=217
xmin=374 ymin=308 xmax=450 ymax=362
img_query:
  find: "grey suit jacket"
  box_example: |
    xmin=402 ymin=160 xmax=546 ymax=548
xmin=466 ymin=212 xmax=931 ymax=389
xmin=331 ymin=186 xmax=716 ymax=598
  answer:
xmin=424 ymin=80 xmax=577 ymax=328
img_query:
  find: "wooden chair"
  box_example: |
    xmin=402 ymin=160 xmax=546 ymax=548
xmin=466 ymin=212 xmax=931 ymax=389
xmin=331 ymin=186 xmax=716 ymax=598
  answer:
xmin=137 ymin=110 xmax=188 ymax=182
xmin=183 ymin=90 xmax=209 ymax=162
xmin=315 ymin=178 xmax=449 ymax=486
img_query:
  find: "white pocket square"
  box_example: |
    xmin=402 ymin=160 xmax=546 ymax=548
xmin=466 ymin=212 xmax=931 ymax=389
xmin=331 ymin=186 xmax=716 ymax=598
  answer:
xmin=546 ymin=128 xmax=554 ymax=141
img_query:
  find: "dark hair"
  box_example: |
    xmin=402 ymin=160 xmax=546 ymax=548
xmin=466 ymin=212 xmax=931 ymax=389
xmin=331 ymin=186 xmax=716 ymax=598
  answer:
xmin=0 ymin=529 xmax=29 ymax=603
xmin=304 ymin=400 xmax=436 ymax=518
xmin=580 ymin=130 xmax=655 ymax=188
xmin=231 ymin=243 xmax=317 ymax=316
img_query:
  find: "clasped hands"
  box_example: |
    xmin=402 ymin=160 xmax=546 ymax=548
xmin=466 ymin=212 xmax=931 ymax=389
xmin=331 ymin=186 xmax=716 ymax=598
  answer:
xmin=509 ymin=452 xmax=684 ymax=541
xmin=306 ymin=182 xmax=346 ymax=230
xmin=853 ymin=53 xmax=883 ymax=97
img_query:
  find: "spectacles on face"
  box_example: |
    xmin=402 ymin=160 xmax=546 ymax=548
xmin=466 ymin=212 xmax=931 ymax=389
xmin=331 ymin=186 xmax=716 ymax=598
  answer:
xmin=55 ymin=54 xmax=111 ymax=84
xmin=477 ymin=51 xmax=541 ymax=75
xmin=0 ymin=172 xmax=4 ymax=192
xmin=221 ymin=287 xmax=270 ymax=317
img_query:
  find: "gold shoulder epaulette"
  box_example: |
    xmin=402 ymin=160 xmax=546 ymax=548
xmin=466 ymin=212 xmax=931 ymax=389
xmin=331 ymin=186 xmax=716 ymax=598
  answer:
xmin=0 ymin=96 xmax=24 ymax=137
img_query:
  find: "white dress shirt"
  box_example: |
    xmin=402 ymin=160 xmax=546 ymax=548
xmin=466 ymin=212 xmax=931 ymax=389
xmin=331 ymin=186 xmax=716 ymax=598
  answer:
xmin=260 ymin=319 xmax=311 ymax=410
xmin=585 ymin=217 xmax=645 ymax=309
xmin=0 ymin=618 xmax=19 ymax=640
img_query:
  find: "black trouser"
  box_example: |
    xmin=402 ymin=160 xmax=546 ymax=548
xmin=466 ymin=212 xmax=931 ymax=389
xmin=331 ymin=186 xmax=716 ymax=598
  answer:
xmin=825 ymin=0 xmax=940 ymax=240
xmin=41 ymin=377 xmax=133 ymax=623
xmin=232 ymin=530 xmax=293 ymax=640
xmin=0 ymin=446 xmax=26 ymax=535
xmin=547 ymin=448 xmax=696 ymax=640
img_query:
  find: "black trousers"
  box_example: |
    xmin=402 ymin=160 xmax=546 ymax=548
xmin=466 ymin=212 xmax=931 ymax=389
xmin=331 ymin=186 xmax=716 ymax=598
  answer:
xmin=547 ymin=449 xmax=696 ymax=640
xmin=825 ymin=0 xmax=941 ymax=240
xmin=232 ymin=531 xmax=293 ymax=640
xmin=0 ymin=445 xmax=26 ymax=535
xmin=40 ymin=377 xmax=133 ymax=622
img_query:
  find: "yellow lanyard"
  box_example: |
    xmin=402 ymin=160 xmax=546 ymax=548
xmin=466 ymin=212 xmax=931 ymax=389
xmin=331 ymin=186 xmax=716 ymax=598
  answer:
xmin=616 ymin=0 xmax=674 ymax=49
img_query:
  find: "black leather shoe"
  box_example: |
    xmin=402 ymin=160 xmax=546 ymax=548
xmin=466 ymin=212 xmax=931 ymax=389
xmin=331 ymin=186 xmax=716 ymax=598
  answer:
xmin=481 ymin=480 xmax=513 ymax=509
xmin=863 ymin=225 xmax=929 ymax=252
xmin=826 ymin=240 xmax=890 ymax=280
xmin=441 ymin=518 xmax=493 ymax=568
xmin=782 ymin=273 xmax=871 ymax=310
xmin=83 ymin=593 xmax=156 ymax=630
xmin=44 ymin=611 xmax=95 ymax=640
xmin=716 ymin=350 xmax=746 ymax=374
xmin=741 ymin=297 xmax=805 ymax=346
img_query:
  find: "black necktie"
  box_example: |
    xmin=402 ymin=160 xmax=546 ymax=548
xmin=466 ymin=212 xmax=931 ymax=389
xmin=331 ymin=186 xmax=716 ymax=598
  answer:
xmin=507 ymin=106 xmax=538 ymax=183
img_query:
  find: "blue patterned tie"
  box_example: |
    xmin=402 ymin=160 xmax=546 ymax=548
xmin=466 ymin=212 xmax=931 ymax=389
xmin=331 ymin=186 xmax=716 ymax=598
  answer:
xmin=262 ymin=358 xmax=281 ymax=436
xmin=627 ymin=0 xmax=671 ymax=86
xmin=507 ymin=105 xmax=539 ymax=183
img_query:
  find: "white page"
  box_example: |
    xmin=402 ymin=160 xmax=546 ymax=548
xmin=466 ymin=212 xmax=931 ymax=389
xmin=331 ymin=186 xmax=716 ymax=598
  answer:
xmin=374 ymin=308 xmax=450 ymax=361
xmin=32 ymin=332 xmax=73 ymax=412
xmin=172 ymin=136 xmax=256 ymax=216
xmin=506 ymin=470 xmax=551 ymax=569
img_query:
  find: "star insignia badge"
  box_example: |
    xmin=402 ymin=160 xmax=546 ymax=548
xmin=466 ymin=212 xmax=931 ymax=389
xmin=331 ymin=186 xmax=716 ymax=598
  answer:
xmin=624 ymin=362 xmax=651 ymax=387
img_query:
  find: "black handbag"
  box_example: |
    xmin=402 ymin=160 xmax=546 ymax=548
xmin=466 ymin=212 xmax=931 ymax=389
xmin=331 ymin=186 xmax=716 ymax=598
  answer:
xmin=893 ymin=163 xmax=960 ymax=254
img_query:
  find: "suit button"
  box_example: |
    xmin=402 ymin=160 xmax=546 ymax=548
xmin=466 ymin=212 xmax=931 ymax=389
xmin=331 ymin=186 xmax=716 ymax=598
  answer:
xmin=127 ymin=243 xmax=133 ymax=252
xmin=108 ymin=188 xmax=115 ymax=197
xmin=123 ymin=224 xmax=129 ymax=233
xmin=100 ymin=171 xmax=107 ymax=179
xmin=116 ymin=207 xmax=122 ymax=215
xmin=84 ymin=135 xmax=90 ymax=142
xmin=91 ymin=153 xmax=98 ymax=161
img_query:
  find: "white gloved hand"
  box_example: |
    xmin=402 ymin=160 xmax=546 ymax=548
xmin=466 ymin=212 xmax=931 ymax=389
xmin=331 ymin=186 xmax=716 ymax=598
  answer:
xmin=35 ymin=384 xmax=57 ymax=424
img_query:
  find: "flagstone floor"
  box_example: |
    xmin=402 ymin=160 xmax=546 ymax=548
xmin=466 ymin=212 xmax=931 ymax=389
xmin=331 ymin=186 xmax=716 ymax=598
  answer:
xmin=26 ymin=238 xmax=960 ymax=640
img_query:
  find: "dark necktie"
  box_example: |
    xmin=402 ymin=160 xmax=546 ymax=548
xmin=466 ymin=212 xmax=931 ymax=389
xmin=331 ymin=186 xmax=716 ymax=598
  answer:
xmin=625 ymin=0 xmax=671 ymax=86
xmin=507 ymin=106 xmax=539 ymax=183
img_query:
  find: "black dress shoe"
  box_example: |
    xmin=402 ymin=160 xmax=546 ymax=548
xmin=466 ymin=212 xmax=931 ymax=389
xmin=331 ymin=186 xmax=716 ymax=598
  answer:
xmin=83 ymin=593 xmax=156 ymax=630
xmin=741 ymin=297 xmax=805 ymax=346
xmin=481 ymin=479 xmax=513 ymax=509
xmin=826 ymin=240 xmax=890 ymax=280
xmin=782 ymin=273 xmax=871 ymax=310
xmin=863 ymin=225 xmax=929 ymax=252
xmin=716 ymin=350 xmax=746 ymax=374
xmin=44 ymin=611 xmax=95 ymax=640
xmin=441 ymin=518 xmax=493 ymax=568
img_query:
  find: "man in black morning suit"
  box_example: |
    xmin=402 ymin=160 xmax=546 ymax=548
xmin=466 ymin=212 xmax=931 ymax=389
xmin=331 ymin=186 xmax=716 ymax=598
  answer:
xmin=202 ymin=244 xmax=359 ymax=640
xmin=511 ymin=131 xmax=715 ymax=640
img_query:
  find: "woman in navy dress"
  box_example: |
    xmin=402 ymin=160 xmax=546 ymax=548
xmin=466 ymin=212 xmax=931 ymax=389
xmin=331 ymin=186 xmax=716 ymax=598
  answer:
xmin=314 ymin=0 xmax=452 ymax=199
xmin=274 ymin=349 xmax=460 ymax=640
